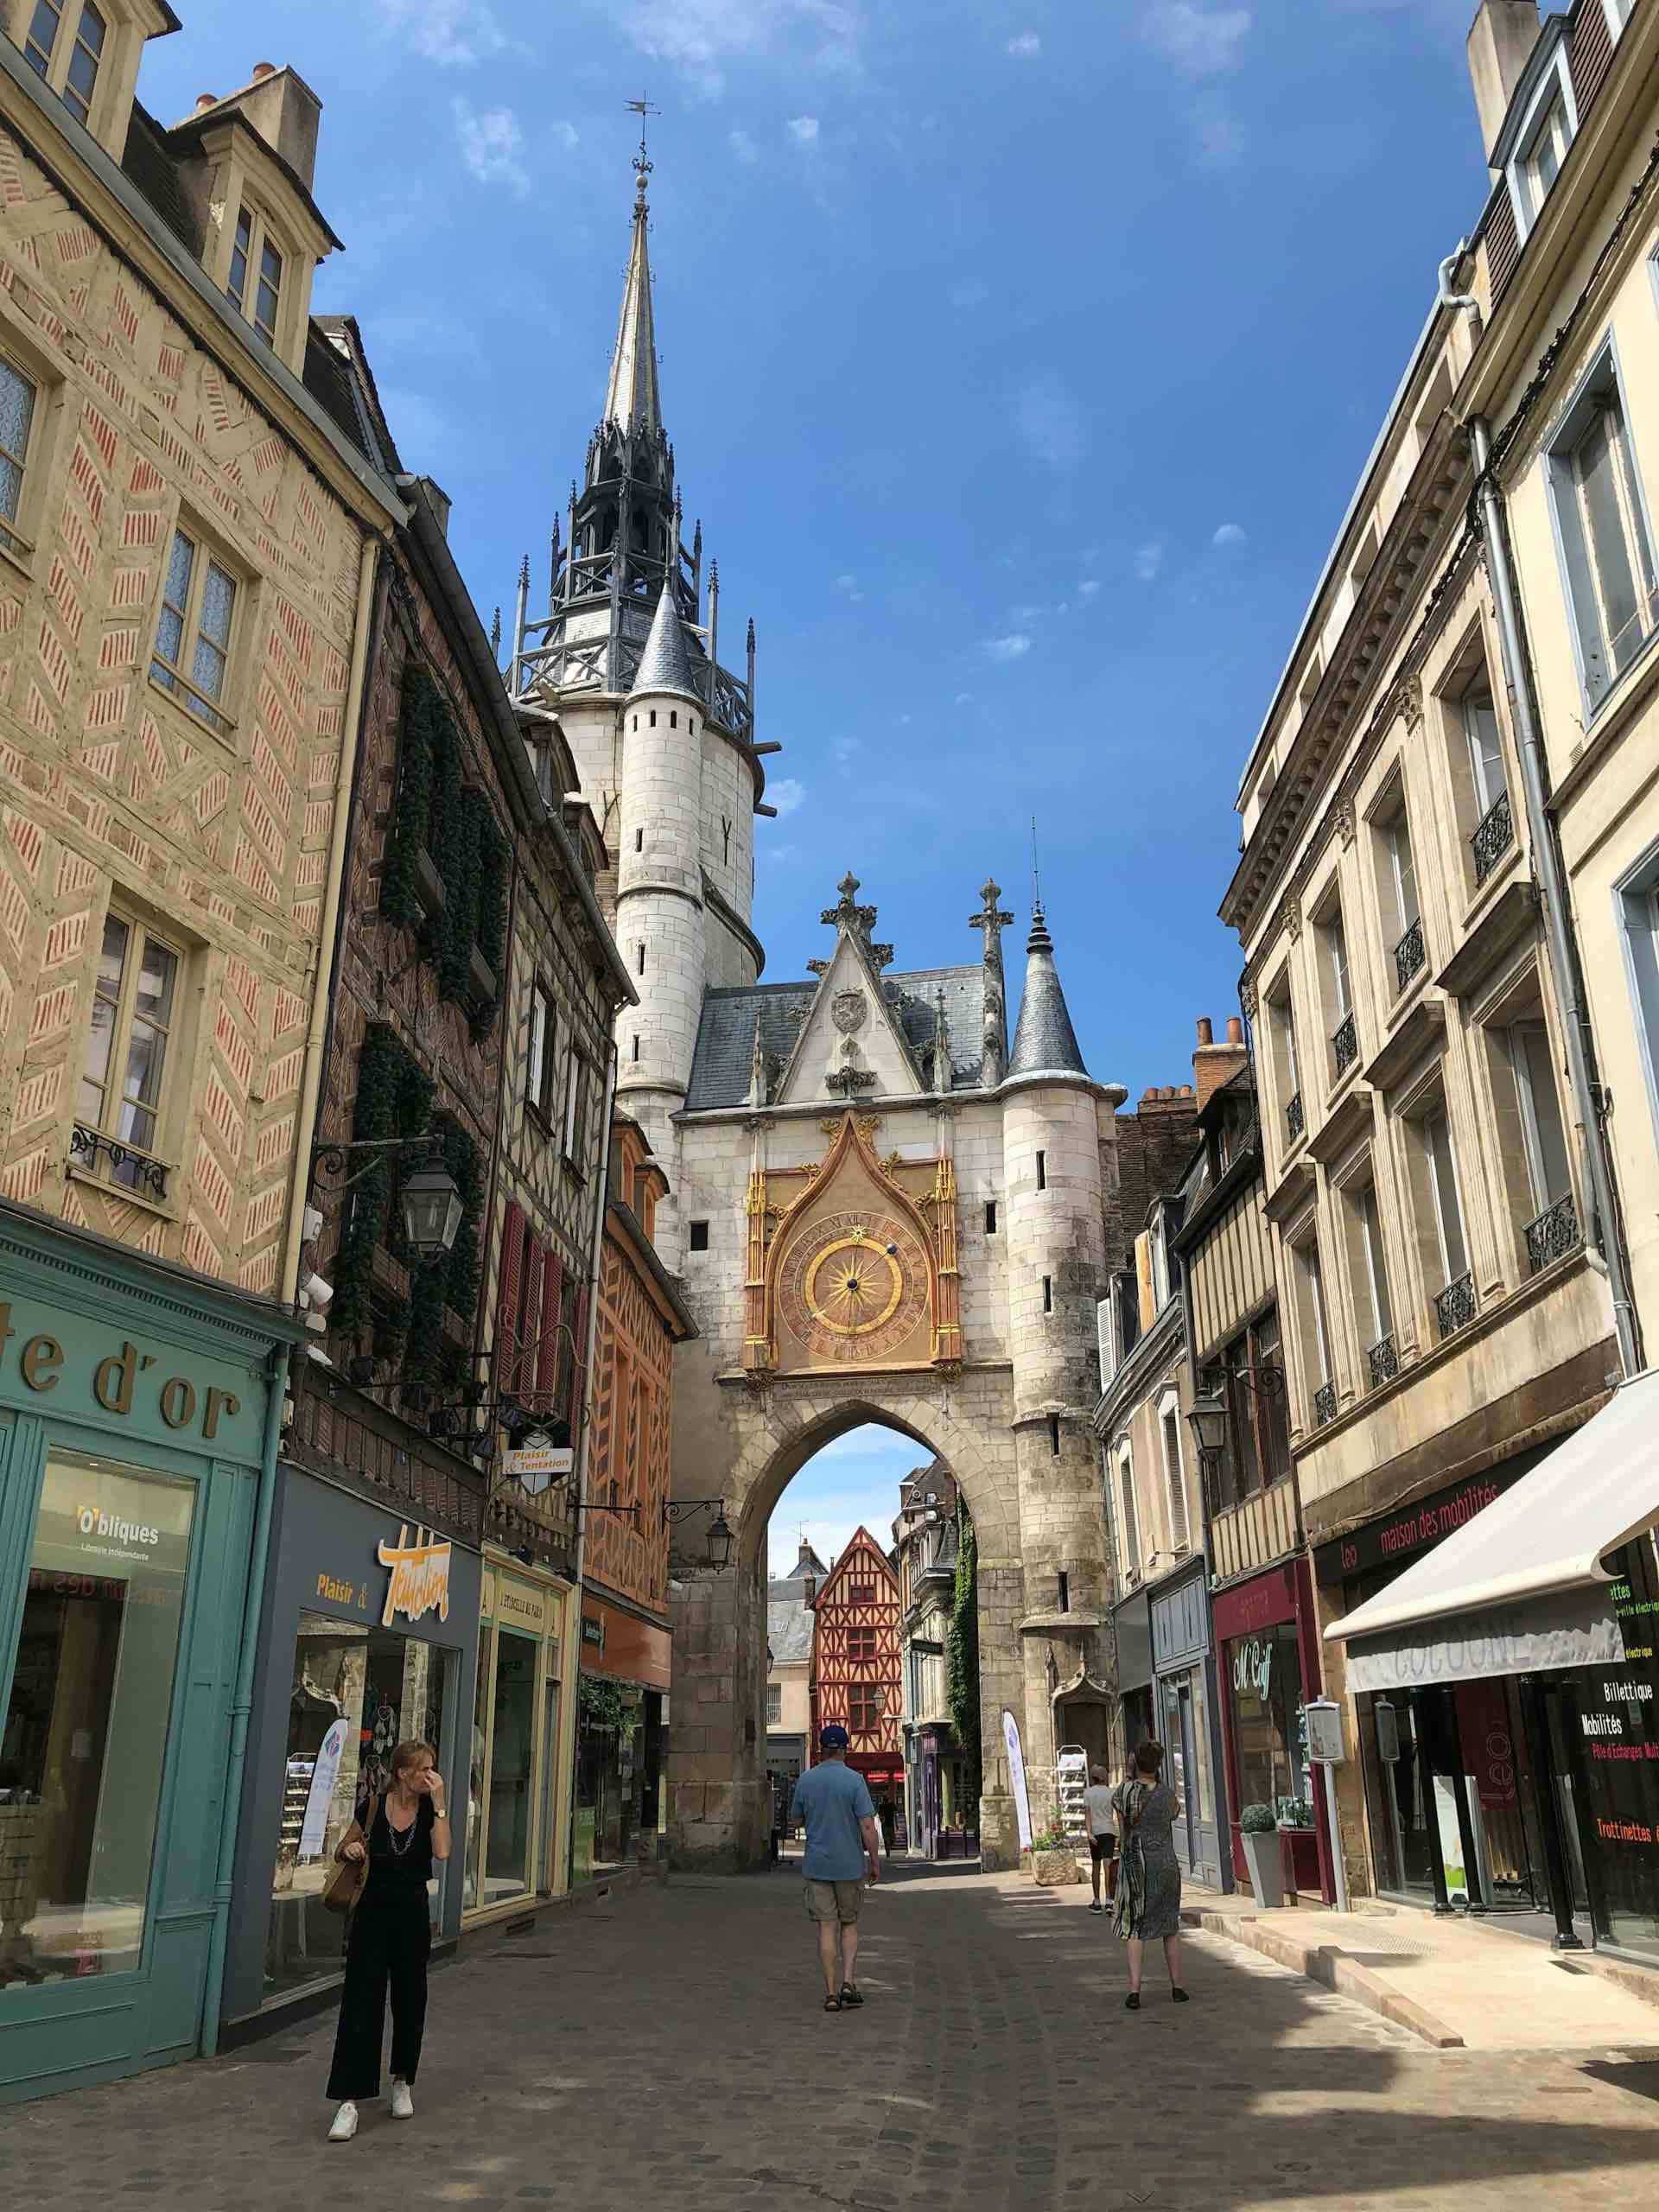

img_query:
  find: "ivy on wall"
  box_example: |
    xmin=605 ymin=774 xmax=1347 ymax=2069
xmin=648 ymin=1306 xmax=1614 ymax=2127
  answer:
xmin=380 ymin=664 xmax=510 ymax=1042
xmin=331 ymin=1022 xmax=435 ymax=1342
xmin=946 ymin=1500 xmax=982 ymax=1814
xmin=403 ymin=1113 xmax=483 ymax=1388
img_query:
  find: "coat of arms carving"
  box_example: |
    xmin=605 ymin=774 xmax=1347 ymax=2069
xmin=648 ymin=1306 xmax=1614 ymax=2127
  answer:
xmin=831 ymin=990 xmax=868 ymax=1036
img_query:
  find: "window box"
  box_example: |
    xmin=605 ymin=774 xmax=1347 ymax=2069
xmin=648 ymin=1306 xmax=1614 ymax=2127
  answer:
xmin=414 ymin=848 xmax=447 ymax=921
xmin=468 ymin=945 xmax=498 ymax=1007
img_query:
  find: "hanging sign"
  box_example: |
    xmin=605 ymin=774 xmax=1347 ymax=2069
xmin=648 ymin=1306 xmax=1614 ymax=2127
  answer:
xmin=1001 ymin=1707 xmax=1033 ymax=1851
xmin=299 ymin=1718 xmax=348 ymax=1858
xmin=378 ymin=1523 xmax=452 ymax=1629
xmin=505 ymin=1438 xmax=575 ymax=1497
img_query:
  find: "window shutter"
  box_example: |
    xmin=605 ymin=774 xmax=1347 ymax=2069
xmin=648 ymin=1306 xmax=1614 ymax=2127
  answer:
xmin=537 ymin=1249 xmax=564 ymax=1401
xmin=519 ymin=1230 xmax=544 ymax=1400
xmin=498 ymin=1200 xmax=524 ymax=1389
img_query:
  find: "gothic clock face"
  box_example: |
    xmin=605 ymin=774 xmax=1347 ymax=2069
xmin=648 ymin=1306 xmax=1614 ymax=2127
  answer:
xmin=777 ymin=1209 xmax=931 ymax=1363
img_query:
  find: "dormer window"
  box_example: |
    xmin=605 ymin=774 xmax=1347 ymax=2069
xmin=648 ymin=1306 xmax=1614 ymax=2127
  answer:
xmin=1499 ymin=26 xmax=1579 ymax=245
xmin=22 ymin=0 xmax=105 ymax=126
xmin=226 ymin=204 xmax=283 ymax=346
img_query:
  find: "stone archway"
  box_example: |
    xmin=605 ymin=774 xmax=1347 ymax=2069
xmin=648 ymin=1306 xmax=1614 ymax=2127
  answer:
xmin=665 ymin=1373 xmax=1031 ymax=1872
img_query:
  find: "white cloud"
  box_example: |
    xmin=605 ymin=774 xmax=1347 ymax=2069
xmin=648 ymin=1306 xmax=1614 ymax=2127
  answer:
xmin=770 ymin=777 xmax=807 ymax=817
xmin=1006 ymin=32 xmax=1041 ymax=57
xmin=1009 ymin=601 xmax=1042 ymax=624
xmin=552 ymin=120 xmax=580 ymax=152
xmin=1014 ymin=373 xmax=1085 ymax=469
xmin=1142 ymin=2 xmax=1253 ymax=76
xmin=452 ymin=99 xmax=529 ymax=196
xmin=1077 ymin=578 xmax=1102 ymax=596
xmin=1192 ymin=92 xmax=1247 ymax=168
xmin=729 ymin=127 xmax=759 ymax=163
xmin=787 ymin=114 xmax=821 ymax=146
xmin=1133 ymin=541 xmax=1165 ymax=583
xmin=620 ymin=0 xmax=864 ymax=103
xmin=1212 ymin=521 xmax=1247 ymax=548
xmin=378 ymin=0 xmax=506 ymax=66
xmin=983 ymin=633 xmax=1032 ymax=664
xmin=763 ymin=841 xmax=799 ymax=868
xmin=1080 ymin=544 xmax=1101 ymax=563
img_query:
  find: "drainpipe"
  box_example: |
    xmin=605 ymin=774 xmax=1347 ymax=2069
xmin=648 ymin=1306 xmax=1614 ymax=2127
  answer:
xmin=200 ymin=1337 xmax=292 ymax=2055
xmin=564 ymin=1033 xmax=620 ymax=1889
xmin=1469 ymin=415 xmax=1642 ymax=1379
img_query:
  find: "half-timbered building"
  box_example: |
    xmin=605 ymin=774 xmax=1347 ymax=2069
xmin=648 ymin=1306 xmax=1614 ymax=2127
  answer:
xmin=810 ymin=1527 xmax=902 ymax=1809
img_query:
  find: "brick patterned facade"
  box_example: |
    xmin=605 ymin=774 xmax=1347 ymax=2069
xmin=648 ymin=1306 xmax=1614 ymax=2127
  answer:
xmin=0 ymin=115 xmax=384 ymax=1295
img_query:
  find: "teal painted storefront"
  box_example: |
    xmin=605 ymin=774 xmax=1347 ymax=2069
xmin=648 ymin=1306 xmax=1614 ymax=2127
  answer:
xmin=0 ymin=1205 xmax=301 ymax=2103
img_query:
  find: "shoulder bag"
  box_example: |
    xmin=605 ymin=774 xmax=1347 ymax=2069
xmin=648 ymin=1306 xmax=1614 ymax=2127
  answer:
xmin=321 ymin=1793 xmax=381 ymax=1916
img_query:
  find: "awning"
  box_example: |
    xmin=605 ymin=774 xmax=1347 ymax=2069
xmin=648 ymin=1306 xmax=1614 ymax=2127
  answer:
xmin=1324 ymin=1369 xmax=1659 ymax=1692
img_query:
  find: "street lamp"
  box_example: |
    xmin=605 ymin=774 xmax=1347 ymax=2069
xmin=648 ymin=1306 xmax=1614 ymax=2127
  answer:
xmin=1186 ymin=1391 xmax=1230 ymax=1467
xmin=704 ymin=1505 xmax=736 ymax=1573
xmin=400 ymin=1162 xmax=464 ymax=1264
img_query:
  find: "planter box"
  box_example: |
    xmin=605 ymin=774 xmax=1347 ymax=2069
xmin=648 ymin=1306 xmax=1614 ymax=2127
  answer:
xmin=1241 ymin=1828 xmax=1285 ymax=1910
xmin=1031 ymin=1847 xmax=1081 ymax=1888
xmin=468 ymin=944 xmax=498 ymax=1005
xmin=414 ymin=848 xmax=447 ymax=920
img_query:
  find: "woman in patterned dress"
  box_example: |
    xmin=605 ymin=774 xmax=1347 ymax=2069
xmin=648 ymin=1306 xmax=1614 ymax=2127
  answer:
xmin=1111 ymin=1739 xmax=1188 ymax=2011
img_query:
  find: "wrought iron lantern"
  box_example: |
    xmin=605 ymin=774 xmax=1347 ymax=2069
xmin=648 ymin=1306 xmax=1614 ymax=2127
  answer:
xmin=1186 ymin=1391 xmax=1229 ymax=1465
xmin=400 ymin=1163 xmax=464 ymax=1264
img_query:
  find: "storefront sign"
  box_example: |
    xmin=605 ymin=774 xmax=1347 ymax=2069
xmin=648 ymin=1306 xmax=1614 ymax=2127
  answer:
xmin=1231 ymin=1635 xmax=1276 ymax=1703
xmin=1344 ymin=1587 xmax=1624 ymax=1694
xmin=497 ymin=1580 xmax=550 ymax=1637
xmin=377 ymin=1524 xmax=452 ymax=1629
xmin=1212 ymin=1562 xmax=1300 ymax=1643
xmin=504 ymin=1442 xmax=574 ymax=1495
xmin=0 ymin=1305 xmax=245 ymax=1445
xmin=1313 ymin=1461 xmax=1536 ymax=1586
xmin=1001 ymin=1707 xmax=1033 ymax=1851
xmin=582 ymin=1614 xmax=605 ymax=1650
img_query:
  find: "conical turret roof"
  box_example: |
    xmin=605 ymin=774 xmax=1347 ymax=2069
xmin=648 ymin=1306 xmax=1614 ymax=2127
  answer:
xmin=1006 ymin=903 xmax=1089 ymax=1080
xmin=631 ymin=583 xmax=702 ymax=708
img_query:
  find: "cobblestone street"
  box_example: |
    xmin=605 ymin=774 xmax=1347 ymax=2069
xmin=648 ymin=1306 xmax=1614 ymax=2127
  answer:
xmin=7 ymin=1859 xmax=1659 ymax=2209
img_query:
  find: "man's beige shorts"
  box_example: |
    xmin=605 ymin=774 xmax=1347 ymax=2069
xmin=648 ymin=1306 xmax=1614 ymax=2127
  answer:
xmin=803 ymin=1878 xmax=864 ymax=1926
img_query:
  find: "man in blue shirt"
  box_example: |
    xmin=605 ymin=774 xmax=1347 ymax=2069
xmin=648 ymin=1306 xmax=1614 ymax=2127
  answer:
xmin=790 ymin=1724 xmax=880 ymax=2012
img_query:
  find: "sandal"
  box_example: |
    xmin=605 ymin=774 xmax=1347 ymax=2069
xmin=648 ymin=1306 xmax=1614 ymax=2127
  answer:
xmin=1124 ymin=1993 xmax=1141 ymax=2011
xmin=823 ymin=1993 xmax=842 ymax=2012
xmin=840 ymin=1983 xmax=864 ymax=2007
xmin=1172 ymin=1987 xmax=1190 ymax=2003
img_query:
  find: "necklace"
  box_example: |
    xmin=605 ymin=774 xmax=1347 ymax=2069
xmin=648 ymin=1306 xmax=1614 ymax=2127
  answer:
xmin=385 ymin=1797 xmax=421 ymax=1857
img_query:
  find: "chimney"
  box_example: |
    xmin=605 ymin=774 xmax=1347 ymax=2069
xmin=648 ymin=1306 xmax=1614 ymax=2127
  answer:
xmin=803 ymin=1576 xmax=817 ymax=1605
xmin=199 ymin=64 xmax=323 ymax=193
xmin=1467 ymin=2 xmax=1541 ymax=164
xmin=1193 ymin=1013 xmax=1249 ymax=1110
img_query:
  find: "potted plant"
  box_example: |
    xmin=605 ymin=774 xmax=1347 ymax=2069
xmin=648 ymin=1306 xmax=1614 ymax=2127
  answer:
xmin=1238 ymin=1802 xmax=1284 ymax=1909
xmin=1028 ymin=1823 xmax=1081 ymax=1888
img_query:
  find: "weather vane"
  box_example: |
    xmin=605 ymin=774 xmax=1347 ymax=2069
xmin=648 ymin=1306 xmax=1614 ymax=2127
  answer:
xmin=1031 ymin=815 xmax=1042 ymax=909
xmin=626 ymin=92 xmax=660 ymax=196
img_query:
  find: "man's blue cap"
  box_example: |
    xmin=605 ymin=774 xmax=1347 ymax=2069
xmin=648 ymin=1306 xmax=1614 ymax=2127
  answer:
xmin=819 ymin=1723 xmax=850 ymax=1750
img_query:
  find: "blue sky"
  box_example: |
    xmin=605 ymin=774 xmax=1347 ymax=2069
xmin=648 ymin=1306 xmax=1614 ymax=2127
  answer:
xmin=141 ymin=3 xmax=1495 ymax=1560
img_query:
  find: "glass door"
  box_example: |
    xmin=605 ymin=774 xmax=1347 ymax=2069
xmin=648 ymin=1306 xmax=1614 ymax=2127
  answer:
xmin=0 ymin=1455 xmax=195 ymax=1993
xmin=484 ymin=1630 xmax=537 ymax=1904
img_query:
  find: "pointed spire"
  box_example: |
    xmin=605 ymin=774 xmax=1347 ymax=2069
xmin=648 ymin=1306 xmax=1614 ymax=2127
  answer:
xmin=602 ymin=132 xmax=663 ymax=436
xmin=1006 ymin=902 xmax=1089 ymax=1080
xmin=630 ymin=582 xmax=702 ymax=706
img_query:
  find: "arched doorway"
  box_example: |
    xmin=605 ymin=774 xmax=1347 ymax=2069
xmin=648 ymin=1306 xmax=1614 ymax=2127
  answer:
xmin=666 ymin=1384 xmax=1033 ymax=1871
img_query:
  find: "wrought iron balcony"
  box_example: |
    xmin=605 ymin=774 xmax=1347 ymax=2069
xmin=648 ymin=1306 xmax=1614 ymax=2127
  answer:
xmin=1434 ymin=1270 xmax=1477 ymax=1341
xmin=1332 ymin=1010 xmax=1357 ymax=1077
xmin=1367 ymin=1333 xmax=1399 ymax=1389
xmin=1394 ymin=915 xmax=1426 ymax=994
xmin=68 ymin=1122 xmax=169 ymax=1201
xmin=1524 ymin=1192 xmax=1581 ymax=1275
xmin=1470 ymin=788 xmax=1514 ymax=886
xmin=1286 ymin=1090 xmax=1305 ymax=1143
xmin=1313 ymin=1381 xmax=1338 ymax=1427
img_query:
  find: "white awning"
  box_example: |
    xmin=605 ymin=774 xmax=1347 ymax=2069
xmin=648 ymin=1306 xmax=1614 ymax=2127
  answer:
xmin=1324 ymin=1369 xmax=1659 ymax=1688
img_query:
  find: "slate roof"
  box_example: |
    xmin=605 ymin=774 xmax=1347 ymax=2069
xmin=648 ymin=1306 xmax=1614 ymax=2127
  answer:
xmin=687 ymin=964 xmax=988 ymax=1112
xmin=1006 ymin=905 xmax=1089 ymax=1079
xmin=631 ymin=584 xmax=702 ymax=706
xmin=766 ymin=1599 xmax=815 ymax=1667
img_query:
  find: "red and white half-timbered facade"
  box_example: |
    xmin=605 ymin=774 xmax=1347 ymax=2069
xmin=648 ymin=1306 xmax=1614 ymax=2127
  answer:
xmin=810 ymin=1527 xmax=902 ymax=1793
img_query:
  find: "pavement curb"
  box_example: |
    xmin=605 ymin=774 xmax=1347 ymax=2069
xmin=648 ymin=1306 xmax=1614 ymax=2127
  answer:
xmin=1183 ymin=1907 xmax=1465 ymax=2049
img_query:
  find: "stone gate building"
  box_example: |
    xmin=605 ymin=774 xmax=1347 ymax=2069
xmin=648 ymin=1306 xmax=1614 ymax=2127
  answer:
xmin=513 ymin=143 xmax=1135 ymax=1870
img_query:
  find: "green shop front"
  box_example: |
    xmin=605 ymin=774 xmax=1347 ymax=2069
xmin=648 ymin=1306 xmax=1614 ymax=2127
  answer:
xmin=0 ymin=1205 xmax=300 ymax=2103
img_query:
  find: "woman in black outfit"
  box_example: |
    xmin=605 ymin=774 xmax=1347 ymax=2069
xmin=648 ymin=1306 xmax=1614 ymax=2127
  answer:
xmin=326 ymin=1738 xmax=450 ymax=2141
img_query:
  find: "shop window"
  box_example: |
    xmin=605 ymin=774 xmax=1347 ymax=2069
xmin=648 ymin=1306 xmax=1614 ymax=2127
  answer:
xmin=75 ymin=905 xmax=183 ymax=1198
xmin=266 ymin=1609 xmax=452 ymax=2000
xmin=151 ymin=524 xmax=240 ymax=734
xmin=0 ymin=1455 xmax=194 ymax=1985
xmin=1226 ymin=1621 xmax=1312 ymax=1826
xmin=766 ymin=1681 xmax=782 ymax=1726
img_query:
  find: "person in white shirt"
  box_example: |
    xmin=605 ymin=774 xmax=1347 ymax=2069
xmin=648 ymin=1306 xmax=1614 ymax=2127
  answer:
xmin=1083 ymin=1763 xmax=1117 ymax=1914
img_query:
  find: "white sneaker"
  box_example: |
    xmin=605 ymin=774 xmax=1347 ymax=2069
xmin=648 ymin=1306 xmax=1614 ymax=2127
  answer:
xmin=390 ymin=2080 xmax=414 ymax=2120
xmin=327 ymin=2101 xmax=359 ymax=2143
